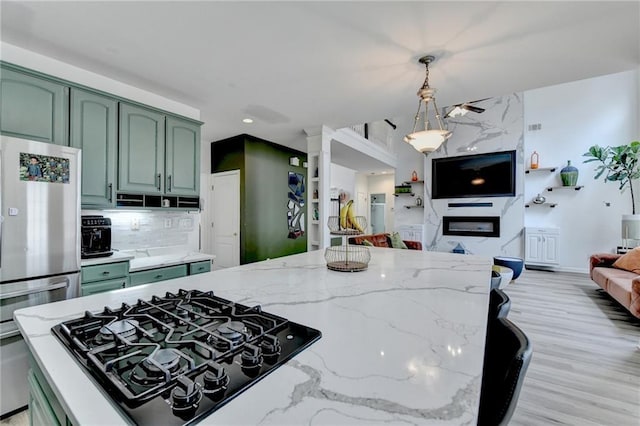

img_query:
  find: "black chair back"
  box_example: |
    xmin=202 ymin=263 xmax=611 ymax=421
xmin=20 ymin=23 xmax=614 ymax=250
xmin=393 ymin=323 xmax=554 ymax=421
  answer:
xmin=478 ymin=317 xmax=532 ymax=426
xmin=489 ymin=288 xmax=511 ymax=320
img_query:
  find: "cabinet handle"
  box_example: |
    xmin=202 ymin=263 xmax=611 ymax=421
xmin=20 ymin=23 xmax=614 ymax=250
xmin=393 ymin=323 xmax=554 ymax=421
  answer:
xmin=157 ymin=174 xmax=162 ymax=191
xmin=154 ymin=274 xmax=163 ymax=279
xmin=167 ymin=175 xmax=172 ymax=192
xmin=108 ymin=183 xmax=113 ymax=203
xmin=102 ymin=271 xmax=110 ymax=276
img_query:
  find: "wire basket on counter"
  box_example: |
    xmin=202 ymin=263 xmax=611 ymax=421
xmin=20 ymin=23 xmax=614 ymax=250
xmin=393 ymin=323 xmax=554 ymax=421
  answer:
xmin=324 ymin=245 xmax=371 ymax=272
xmin=327 ymin=215 xmax=368 ymax=235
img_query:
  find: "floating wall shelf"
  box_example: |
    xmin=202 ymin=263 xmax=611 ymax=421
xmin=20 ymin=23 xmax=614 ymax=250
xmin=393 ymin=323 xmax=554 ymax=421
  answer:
xmin=525 ymin=167 xmax=557 ymax=174
xmin=402 ymin=180 xmax=424 ymax=185
xmin=525 ymin=203 xmax=558 ymax=208
xmin=546 ymin=186 xmax=583 ymax=191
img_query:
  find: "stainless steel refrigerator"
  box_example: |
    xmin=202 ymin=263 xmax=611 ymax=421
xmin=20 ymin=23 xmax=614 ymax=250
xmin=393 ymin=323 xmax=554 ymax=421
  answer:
xmin=0 ymin=136 xmax=81 ymax=417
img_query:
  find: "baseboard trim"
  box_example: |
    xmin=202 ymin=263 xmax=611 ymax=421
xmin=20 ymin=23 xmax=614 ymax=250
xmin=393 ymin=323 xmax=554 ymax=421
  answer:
xmin=525 ymin=264 xmax=588 ymax=275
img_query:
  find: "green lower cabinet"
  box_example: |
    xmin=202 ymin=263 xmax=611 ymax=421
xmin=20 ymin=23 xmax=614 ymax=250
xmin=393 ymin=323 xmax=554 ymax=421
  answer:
xmin=28 ymin=370 xmax=60 ymax=426
xmin=28 ymin=356 xmax=68 ymax=426
xmin=188 ymin=260 xmax=211 ymax=275
xmin=81 ymin=261 xmax=129 ymax=296
xmin=129 ymin=264 xmax=187 ymax=286
xmin=81 ymin=277 xmax=128 ymax=296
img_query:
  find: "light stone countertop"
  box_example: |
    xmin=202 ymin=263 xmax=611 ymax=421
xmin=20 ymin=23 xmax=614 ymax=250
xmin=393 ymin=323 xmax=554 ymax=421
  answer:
xmin=80 ymin=249 xmax=215 ymax=272
xmin=127 ymin=252 xmax=215 ymax=272
xmin=80 ymin=250 xmax=134 ymax=267
xmin=15 ymin=248 xmax=492 ymax=425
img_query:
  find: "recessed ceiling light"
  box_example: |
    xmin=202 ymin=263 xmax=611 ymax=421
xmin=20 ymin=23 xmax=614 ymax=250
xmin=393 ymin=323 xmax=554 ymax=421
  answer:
xmin=381 ymin=171 xmax=387 ymax=174
xmin=242 ymin=118 xmax=253 ymax=124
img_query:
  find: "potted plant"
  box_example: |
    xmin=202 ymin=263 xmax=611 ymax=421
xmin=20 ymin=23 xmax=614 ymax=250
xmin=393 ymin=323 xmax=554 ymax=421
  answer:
xmin=583 ymin=141 xmax=640 ymax=213
xmin=583 ymin=141 xmax=640 ymax=245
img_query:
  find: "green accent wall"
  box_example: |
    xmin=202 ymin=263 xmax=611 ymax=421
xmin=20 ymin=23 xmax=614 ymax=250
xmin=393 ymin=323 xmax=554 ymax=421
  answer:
xmin=211 ymin=134 xmax=307 ymax=264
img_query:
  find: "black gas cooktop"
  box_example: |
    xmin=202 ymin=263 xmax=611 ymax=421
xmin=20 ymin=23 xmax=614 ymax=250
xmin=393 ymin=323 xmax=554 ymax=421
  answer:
xmin=51 ymin=289 xmax=321 ymax=425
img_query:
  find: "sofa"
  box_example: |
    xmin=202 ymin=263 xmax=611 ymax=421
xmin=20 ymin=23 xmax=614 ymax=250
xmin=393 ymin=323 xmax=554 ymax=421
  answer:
xmin=348 ymin=233 xmax=422 ymax=250
xmin=589 ymin=252 xmax=640 ymax=318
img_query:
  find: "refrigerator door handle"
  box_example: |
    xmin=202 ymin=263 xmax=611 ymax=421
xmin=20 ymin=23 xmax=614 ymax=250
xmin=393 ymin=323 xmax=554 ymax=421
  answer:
xmin=0 ymin=328 xmax=21 ymax=340
xmin=0 ymin=280 xmax=69 ymax=300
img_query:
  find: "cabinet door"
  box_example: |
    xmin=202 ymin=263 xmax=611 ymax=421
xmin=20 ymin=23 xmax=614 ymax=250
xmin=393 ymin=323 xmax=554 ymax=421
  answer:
xmin=542 ymin=234 xmax=560 ymax=264
xmin=189 ymin=260 xmax=211 ymax=275
xmin=166 ymin=116 xmax=200 ymax=196
xmin=129 ymin=264 xmax=187 ymax=286
xmin=119 ymin=103 xmax=165 ymax=193
xmin=81 ymin=261 xmax=129 ymax=283
xmin=524 ymin=233 xmax=543 ymax=263
xmin=81 ymin=277 xmax=127 ymax=296
xmin=0 ymin=67 xmax=69 ymax=145
xmin=70 ymin=89 xmax=117 ymax=207
xmin=28 ymin=371 xmax=61 ymax=426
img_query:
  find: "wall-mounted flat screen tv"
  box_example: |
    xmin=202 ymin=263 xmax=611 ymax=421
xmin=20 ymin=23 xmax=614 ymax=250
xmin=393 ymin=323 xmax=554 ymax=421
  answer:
xmin=432 ymin=150 xmax=516 ymax=199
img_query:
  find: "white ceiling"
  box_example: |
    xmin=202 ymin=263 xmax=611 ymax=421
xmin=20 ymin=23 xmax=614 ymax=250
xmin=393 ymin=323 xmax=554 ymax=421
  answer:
xmin=1 ymin=1 xmax=639 ymax=156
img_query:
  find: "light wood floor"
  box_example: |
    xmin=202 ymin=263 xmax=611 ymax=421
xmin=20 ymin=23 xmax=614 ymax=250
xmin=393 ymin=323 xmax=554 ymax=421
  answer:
xmin=2 ymin=270 xmax=638 ymax=426
xmin=507 ymin=269 xmax=640 ymax=425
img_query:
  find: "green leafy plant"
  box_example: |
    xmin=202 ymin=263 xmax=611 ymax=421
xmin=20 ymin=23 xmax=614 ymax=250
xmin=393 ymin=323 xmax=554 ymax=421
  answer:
xmin=583 ymin=141 xmax=640 ymax=214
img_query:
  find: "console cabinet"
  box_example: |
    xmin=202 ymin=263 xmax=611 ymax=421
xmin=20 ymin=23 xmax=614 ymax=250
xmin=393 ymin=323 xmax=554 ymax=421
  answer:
xmin=525 ymin=227 xmax=559 ymax=266
xmin=0 ymin=67 xmax=69 ymax=145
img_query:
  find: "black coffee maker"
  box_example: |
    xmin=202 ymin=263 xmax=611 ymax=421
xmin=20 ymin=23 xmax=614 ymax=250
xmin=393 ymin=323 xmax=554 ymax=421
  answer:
xmin=80 ymin=215 xmax=113 ymax=259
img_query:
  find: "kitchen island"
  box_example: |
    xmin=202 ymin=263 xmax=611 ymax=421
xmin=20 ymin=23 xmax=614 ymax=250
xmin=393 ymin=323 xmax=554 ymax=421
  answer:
xmin=15 ymin=248 xmax=492 ymax=425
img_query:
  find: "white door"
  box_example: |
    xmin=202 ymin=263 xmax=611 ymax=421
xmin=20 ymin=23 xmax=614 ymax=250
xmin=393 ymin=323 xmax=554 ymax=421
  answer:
xmin=206 ymin=170 xmax=240 ymax=268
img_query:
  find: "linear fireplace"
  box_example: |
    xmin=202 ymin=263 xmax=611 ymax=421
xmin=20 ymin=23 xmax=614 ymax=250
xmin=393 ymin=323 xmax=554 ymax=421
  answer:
xmin=443 ymin=216 xmax=500 ymax=238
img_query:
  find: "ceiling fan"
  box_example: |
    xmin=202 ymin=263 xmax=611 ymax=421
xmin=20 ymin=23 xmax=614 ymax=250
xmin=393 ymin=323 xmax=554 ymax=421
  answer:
xmin=444 ymin=98 xmax=490 ymax=119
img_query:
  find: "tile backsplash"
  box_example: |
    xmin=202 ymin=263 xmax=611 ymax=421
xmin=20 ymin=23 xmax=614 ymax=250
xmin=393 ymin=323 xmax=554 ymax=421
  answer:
xmin=83 ymin=210 xmax=200 ymax=252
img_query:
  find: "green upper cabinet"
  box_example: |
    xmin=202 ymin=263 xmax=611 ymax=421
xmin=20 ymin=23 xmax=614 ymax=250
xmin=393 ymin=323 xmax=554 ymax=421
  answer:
xmin=166 ymin=116 xmax=200 ymax=196
xmin=0 ymin=67 xmax=69 ymax=145
xmin=119 ymin=103 xmax=165 ymax=193
xmin=70 ymin=88 xmax=118 ymax=208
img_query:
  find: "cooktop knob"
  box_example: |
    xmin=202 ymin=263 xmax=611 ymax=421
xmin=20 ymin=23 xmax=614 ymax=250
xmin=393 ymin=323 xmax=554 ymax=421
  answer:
xmin=171 ymin=377 xmax=202 ymax=420
xmin=240 ymin=343 xmax=262 ymax=369
xmin=260 ymin=334 xmax=281 ymax=360
xmin=203 ymin=362 xmax=229 ymax=398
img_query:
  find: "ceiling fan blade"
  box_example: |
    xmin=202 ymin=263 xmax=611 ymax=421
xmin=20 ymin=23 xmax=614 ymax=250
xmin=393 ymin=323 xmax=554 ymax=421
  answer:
xmin=462 ymin=104 xmax=485 ymax=113
xmin=466 ymin=97 xmax=492 ymax=104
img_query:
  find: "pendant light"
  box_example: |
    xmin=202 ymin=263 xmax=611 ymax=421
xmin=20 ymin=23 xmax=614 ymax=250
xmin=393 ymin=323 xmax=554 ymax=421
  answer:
xmin=404 ymin=55 xmax=452 ymax=153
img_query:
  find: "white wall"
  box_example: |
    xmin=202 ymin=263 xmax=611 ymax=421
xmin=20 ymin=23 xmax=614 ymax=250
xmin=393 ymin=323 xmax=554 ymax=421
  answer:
xmin=330 ymin=163 xmax=356 ymax=200
xmin=524 ymin=69 xmax=640 ymax=272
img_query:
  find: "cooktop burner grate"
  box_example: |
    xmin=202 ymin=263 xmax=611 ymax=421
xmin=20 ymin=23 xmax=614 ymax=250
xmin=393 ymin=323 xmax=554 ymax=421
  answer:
xmin=52 ymin=289 xmax=321 ymax=425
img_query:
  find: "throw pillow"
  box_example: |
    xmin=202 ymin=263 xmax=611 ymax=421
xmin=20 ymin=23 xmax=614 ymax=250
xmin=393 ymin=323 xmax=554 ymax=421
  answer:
xmin=362 ymin=239 xmax=374 ymax=247
xmin=613 ymin=246 xmax=640 ymax=273
xmin=389 ymin=232 xmax=408 ymax=249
